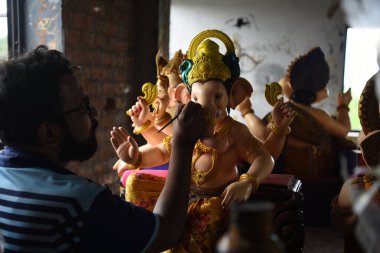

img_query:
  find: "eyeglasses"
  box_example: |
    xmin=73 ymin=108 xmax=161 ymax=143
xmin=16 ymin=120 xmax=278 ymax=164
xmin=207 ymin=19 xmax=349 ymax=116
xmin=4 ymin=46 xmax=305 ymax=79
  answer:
xmin=69 ymin=65 xmax=83 ymax=73
xmin=62 ymin=96 xmax=92 ymax=115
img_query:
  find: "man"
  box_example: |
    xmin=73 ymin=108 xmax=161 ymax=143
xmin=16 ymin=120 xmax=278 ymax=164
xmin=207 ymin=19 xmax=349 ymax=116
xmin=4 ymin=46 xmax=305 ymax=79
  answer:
xmin=0 ymin=45 xmax=206 ymax=252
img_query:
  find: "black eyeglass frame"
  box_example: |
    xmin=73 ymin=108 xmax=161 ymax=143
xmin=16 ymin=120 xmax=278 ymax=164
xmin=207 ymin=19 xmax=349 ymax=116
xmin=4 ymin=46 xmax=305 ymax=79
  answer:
xmin=62 ymin=96 xmax=92 ymax=115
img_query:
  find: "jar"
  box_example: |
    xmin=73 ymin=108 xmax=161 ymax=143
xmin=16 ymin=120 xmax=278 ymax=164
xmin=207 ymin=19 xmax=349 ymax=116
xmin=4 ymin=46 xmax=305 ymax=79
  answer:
xmin=216 ymin=202 xmax=285 ymax=253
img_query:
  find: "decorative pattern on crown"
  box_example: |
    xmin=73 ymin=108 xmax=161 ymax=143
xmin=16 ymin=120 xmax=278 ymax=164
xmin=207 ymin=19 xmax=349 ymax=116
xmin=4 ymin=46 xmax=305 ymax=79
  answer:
xmin=180 ymin=29 xmax=240 ymax=86
xmin=188 ymin=39 xmax=231 ymax=85
xmin=161 ymin=50 xmax=185 ymax=76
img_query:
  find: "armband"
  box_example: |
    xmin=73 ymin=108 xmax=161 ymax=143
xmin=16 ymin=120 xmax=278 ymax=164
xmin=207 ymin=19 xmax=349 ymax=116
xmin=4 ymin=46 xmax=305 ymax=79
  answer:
xmin=270 ymin=122 xmax=291 ymax=135
xmin=239 ymin=173 xmax=259 ymax=192
xmin=133 ymin=120 xmax=152 ymax=134
xmin=126 ymin=152 xmax=142 ymax=170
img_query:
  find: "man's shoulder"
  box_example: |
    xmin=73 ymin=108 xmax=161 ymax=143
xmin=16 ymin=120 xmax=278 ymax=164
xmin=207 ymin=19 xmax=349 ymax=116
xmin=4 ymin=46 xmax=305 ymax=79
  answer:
xmin=0 ymin=165 xmax=107 ymax=212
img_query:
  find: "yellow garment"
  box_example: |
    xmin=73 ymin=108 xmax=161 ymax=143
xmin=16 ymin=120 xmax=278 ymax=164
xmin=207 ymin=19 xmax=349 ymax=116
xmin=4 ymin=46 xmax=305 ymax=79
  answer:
xmin=125 ymin=173 xmax=230 ymax=253
xmin=125 ymin=173 xmax=165 ymax=212
xmin=166 ymin=185 xmax=227 ymax=253
xmin=126 ymin=128 xmax=236 ymax=252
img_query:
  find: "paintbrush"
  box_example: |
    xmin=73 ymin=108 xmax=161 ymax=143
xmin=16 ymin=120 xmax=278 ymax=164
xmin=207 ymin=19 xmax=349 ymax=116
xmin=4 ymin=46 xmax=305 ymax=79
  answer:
xmin=157 ymin=114 xmax=179 ymax=133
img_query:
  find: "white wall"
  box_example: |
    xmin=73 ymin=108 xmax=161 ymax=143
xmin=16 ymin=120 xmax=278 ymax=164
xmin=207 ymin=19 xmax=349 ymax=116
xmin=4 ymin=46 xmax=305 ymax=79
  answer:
xmin=170 ymin=0 xmax=347 ymax=120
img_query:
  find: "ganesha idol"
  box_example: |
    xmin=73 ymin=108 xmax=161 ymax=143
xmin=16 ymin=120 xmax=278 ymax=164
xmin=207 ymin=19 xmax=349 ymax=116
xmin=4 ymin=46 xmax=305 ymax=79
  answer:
xmin=112 ymin=50 xmax=186 ymax=187
xmin=110 ymin=29 xmax=279 ymax=252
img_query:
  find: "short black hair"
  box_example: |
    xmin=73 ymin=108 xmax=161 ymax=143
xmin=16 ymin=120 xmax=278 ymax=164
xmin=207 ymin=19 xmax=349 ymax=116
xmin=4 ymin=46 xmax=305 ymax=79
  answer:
xmin=0 ymin=45 xmax=73 ymax=145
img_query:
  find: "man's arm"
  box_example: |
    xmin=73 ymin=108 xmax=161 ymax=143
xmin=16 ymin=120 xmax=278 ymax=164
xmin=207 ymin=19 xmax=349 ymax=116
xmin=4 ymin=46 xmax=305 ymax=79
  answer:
xmin=147 ymin=102 xmax=206 ymax=252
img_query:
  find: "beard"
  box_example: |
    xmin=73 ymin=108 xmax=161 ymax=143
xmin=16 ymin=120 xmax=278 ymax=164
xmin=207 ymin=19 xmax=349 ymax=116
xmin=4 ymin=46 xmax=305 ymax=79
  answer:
xmin=59 ymin=119 xmax=98 ymax=162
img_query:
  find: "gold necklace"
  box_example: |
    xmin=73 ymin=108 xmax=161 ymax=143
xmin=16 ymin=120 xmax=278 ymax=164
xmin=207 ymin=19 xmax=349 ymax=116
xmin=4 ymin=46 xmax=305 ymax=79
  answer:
xmin=213 ymin=116 xmax=233 ymax=137
xmin=191 ymin=140 xmax=218 ymax=185
xmin=191 ymin=117 xmax=234 ymax=185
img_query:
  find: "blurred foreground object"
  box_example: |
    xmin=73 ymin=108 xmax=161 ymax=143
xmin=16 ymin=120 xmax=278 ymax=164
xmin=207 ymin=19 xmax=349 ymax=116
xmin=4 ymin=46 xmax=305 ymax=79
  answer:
xmin=217 ymin=202 xmax=285 ymax=253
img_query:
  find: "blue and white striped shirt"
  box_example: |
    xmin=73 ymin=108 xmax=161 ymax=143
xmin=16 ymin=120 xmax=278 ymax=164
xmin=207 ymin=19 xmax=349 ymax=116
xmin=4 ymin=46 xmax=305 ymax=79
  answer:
xmin=0 ymin=146 xmax=159 ymax=253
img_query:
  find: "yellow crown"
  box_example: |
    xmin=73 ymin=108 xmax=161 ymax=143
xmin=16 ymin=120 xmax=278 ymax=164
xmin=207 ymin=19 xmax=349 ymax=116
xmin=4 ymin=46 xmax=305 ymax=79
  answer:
xmin=186 ymin=30 xmax=235 ymax=85
xmin=161 ymin=50 xmax=185 ymax=76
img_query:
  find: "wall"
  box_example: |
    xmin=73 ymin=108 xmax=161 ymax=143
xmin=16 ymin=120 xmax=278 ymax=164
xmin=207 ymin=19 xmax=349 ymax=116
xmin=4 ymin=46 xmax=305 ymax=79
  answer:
xmin=62 ymin=0 xmax=159 ymax=192
xmin=19 ymin=0 xmax=159 ymax=193
xmin=170 ymin=0 xmax=347 ymax=120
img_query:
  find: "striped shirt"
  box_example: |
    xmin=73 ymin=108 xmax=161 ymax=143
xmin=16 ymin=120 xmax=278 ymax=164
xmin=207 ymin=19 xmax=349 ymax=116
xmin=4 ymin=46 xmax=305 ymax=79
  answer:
xmin=0 ymin=146 xmax=159 ymax=253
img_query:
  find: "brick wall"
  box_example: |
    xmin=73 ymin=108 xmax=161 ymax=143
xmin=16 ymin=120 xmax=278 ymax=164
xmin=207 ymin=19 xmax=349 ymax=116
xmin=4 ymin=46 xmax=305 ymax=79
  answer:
xmin=62 ymin=0 xmax=159 ymax=193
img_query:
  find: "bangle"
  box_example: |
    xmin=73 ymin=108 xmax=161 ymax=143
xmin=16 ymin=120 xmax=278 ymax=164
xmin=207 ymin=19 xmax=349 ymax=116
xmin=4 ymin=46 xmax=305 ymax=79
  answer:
xmin=270 ymin=122 xmax=291 ymax=135
xmin=155 ymin=112 xmax=172 ymax=126
xmin=241 ymin=109 xmax=254 ymax=118
xmin=239 ymin=173 xmax=259 ymax=192
xmin=133 ymin=120 xmax=152 ymax=134
xmin=126 ymin=152 xmax=142 ymax=170
xmin=161 ymin=135 xmax=172 ymax=154
xmin=337 ymin=104 xmax=350 ymax=112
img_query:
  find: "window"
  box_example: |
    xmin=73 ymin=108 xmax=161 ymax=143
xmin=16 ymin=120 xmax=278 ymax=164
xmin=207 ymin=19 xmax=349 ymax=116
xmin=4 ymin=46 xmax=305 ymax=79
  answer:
xmin=0 ymin=0 xmax=7 ymax=60
xmin=344 ymin=28 xmax=380 ymax=131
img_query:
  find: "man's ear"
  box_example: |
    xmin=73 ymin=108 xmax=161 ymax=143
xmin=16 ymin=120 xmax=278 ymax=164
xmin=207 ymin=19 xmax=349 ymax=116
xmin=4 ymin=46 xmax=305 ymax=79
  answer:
xmin=229 ymin=78 xmax=253 ymax=109
xmin=37 ymin=122 xmax=62 ymax=147
xmin=174 ymin=83 xmax=191 ymax=104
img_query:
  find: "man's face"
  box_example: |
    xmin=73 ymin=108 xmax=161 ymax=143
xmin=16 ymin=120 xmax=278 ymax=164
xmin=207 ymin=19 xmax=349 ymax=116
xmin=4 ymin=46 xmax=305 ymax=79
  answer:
xmin=59 ymin=121 xmax=98 ymax=162
xmin=58 ymin=73 xmax=99 ymax=162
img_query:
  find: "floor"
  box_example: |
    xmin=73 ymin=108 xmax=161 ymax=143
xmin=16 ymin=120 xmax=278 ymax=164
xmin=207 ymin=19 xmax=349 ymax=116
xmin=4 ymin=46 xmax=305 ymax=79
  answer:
xmin=303 ymin=226 xmax=344 ymax=253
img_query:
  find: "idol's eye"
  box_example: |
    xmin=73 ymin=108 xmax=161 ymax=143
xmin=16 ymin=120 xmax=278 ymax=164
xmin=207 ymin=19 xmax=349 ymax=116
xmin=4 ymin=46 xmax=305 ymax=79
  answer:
xmin=192 ymin=96 xmax=198 ymax=102
xmin=215 ymin=93 xmax=223 ymax=100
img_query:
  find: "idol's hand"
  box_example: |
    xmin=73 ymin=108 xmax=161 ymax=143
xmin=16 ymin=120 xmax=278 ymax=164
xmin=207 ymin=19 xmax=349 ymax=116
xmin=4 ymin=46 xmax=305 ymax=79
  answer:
xmin=337 ymin=88 xmax=352 ymax=107
xmin=110 ymin=126 xmax=140 ymax=171
xmin=221 ymin=180 xmax=253 ymax=210
xmin=272 ymin=97 xmax=296 ymax=129
xmin=127 ymin=97 xmax=153 ymax=127
xmin=113 ymin=159 xmax=131 ymax=177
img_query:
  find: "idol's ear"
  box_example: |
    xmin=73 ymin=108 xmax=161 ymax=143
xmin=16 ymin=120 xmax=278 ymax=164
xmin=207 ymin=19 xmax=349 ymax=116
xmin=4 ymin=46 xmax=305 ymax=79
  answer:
xmin=155 ymin=51 xmax=168 ymax=76
xmin=174 ymin=83 xmax=191 ymax=104
xmin=229 ymin=77 xmax=253 ymax=109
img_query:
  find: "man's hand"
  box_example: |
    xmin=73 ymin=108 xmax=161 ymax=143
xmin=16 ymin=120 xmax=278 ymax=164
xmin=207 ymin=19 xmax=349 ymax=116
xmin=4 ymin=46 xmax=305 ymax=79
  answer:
xmin=171 ymin=101 xmax=207 ymax=148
